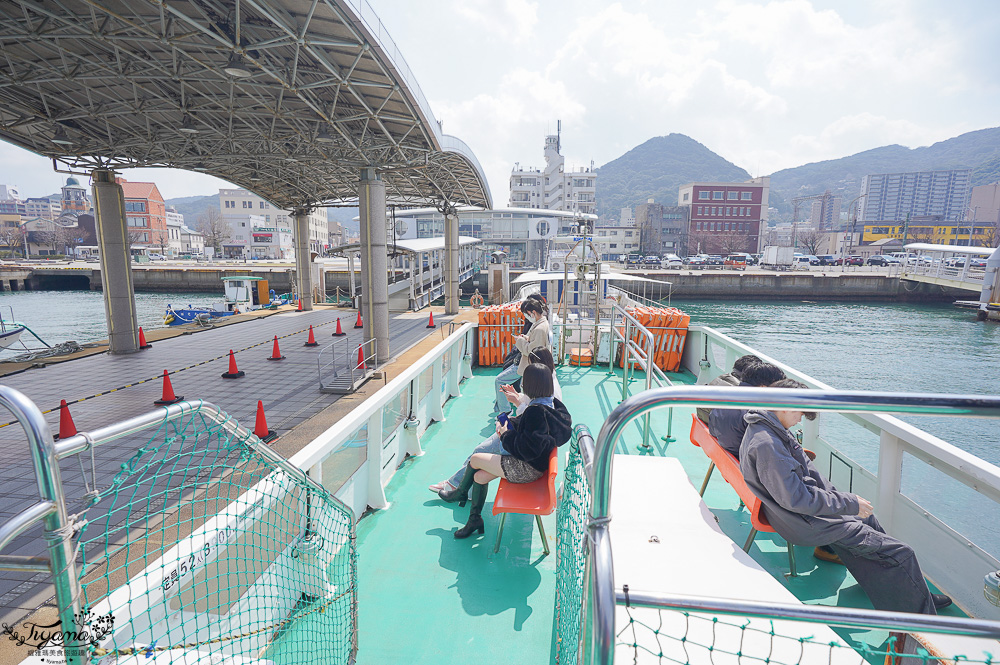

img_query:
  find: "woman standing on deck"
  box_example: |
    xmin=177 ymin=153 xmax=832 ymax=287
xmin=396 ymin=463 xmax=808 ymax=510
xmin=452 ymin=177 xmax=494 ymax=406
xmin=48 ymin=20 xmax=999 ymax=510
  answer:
xmin=444 ymin=363 xmax=572 ymax=539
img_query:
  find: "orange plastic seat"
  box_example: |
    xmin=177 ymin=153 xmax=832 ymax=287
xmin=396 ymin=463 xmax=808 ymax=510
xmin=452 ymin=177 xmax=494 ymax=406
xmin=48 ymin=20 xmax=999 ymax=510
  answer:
xmin=689 ymin=415 xmax=797 ymax=575
xmin=491 ymin=447 xmax=558 ymax=555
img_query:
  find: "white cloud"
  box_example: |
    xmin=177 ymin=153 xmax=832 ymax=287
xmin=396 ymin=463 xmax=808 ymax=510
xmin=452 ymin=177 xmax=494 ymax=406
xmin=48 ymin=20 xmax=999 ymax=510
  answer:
xmin=452 ymin=0 xmax=539 ymax=43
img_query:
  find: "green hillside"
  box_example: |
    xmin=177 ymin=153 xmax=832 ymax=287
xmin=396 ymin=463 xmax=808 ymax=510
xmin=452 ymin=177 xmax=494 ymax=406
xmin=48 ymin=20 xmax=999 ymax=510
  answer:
xmin=596 ymin=134 xmax=750 ymax=218
xmin=165 ymin=194 xmax=219 ymax=223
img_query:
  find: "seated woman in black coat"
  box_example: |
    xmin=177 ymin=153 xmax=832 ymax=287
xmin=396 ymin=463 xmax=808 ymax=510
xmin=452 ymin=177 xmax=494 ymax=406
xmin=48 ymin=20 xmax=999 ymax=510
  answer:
xmin=444 ymin=362 xmax=573 ymax=539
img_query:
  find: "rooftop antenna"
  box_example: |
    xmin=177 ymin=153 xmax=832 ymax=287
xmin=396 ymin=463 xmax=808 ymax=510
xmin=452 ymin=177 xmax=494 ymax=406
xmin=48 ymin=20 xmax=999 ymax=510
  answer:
xmin=557 ymin=119 xmax=562 ymax=154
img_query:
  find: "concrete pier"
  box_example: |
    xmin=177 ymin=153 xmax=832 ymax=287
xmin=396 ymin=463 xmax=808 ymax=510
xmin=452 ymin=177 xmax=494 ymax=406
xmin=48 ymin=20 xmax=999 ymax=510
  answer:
xmin=0 ymin=306 xmax=456 ymax=627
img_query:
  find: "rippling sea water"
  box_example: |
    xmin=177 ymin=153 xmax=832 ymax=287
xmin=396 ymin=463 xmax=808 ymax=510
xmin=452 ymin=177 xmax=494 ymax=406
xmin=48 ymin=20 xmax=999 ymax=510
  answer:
xmin=0 ymin=289 xmax=221 ymax=357
xmin=672 ymin=298 xmax=1000 ymax=554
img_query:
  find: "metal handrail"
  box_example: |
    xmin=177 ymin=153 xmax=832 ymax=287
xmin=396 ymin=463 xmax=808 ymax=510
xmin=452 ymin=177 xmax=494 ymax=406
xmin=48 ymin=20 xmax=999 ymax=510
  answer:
xmin=5 ymin=394 xmax=353 ymax=665
xmin=616 ymin=589 xmax=1000 ymax=639
xmin=586 ymin=385 xmax=1000 ymax=665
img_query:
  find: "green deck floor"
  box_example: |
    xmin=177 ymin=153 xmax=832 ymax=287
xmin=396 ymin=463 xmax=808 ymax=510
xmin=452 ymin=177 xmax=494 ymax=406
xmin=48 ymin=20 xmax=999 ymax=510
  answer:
xmin=353 ymin=364 xmax=963 ymax=665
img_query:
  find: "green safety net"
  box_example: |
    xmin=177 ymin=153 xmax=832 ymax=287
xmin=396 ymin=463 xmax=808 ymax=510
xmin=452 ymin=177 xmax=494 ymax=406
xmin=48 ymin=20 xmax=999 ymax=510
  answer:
xmin=70 ymin=405 xmax=356 ymax=664
xmin=555 ymin=426 xmax=592 ymax=665
xmin=552 ymin=427 xmax=996 ymax=665
xmin=618 ymin=606 xmax=997 ymax=665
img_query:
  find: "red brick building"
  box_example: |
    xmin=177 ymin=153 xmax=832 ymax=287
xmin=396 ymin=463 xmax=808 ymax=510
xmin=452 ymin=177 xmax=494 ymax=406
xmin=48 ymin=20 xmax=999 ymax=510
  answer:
xmin=117 ymin=178 xmax=167 ymax=252
xmin=678 ymin=177 xmax=769 ymax=255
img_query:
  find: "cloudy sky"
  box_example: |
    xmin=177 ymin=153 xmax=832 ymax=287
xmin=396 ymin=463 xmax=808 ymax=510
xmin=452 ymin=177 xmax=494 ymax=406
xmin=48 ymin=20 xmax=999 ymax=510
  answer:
xmin=1 ymin=0 xmax=997 ymax=206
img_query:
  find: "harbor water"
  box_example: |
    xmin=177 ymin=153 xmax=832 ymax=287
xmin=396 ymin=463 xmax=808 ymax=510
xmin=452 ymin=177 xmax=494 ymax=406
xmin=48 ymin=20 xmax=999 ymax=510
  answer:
xmin=673 ymin=298 xmax=1000 ymax=556
xmin=0 ymin=289 xmax=219 ymax=358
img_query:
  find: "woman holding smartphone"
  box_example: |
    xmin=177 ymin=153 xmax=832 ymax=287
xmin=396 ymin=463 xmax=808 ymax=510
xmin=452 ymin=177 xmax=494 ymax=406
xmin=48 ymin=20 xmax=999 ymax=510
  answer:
xmin=441 ymin=363 xmax=572 ymax=539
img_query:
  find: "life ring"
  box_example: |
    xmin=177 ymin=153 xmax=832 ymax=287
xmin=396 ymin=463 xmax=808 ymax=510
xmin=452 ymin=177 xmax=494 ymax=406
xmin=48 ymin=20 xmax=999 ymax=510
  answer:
xmin=470 ymin=291 xmax=484 ymax=309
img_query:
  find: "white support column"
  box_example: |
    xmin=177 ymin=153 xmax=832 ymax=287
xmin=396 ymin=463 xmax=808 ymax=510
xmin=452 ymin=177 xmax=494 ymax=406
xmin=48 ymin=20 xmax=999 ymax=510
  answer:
xmin=293 ymin=209 xmax=313 ymax=310
xmin=358 ymin=168 xmax=389 ymax=363
xmin=445 ymin=211 xmax=459 ymax=314
xmin=365 ymin=410 xmax=388 ymax=509
xmin=348 ymin=252 xmax=356 ymax=302
xmin=876 ymin=430 xmax=904 ymax=532
xmin=92 ymin=169 xmax=139 ymax=354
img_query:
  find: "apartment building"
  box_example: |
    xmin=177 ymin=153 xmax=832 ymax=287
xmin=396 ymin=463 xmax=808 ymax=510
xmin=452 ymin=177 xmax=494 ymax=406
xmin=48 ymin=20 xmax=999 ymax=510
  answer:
xmin=509 ymin=127 xmax=597 ymax=215
xmin=218 ymin=188 xmax=327 ymax=255
xmin=858 ymin=170 xmax=971 ymax=225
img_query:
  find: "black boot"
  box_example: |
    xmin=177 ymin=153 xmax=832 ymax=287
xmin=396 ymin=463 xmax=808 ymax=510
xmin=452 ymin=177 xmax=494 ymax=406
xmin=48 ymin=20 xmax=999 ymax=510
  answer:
xmin=455 ymin=482 xmax=487 ymax=539
xmin=439 ymin=464 xmax=475 ymax=506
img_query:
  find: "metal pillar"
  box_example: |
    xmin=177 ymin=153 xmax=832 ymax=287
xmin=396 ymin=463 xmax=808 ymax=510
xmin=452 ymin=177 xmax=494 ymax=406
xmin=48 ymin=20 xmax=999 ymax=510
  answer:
xmin=445 ymin=210 xmax=459 ymax=314
xmin=293 ymin=209 xmax=313 ymax=310
xmin=92 ymin=169 xmax=139 ymax=354
xmin=358 ymin=168 xmax=389 ymax=364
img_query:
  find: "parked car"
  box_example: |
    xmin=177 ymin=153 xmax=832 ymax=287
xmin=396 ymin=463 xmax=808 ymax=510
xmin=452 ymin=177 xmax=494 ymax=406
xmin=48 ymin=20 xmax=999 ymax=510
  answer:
xmin=971 ymin=258 xmax=988 ymax=268
xmin=747 ymin=254 xmax=761 ymax=266
xmin=643 ymin=255 xmax=660 ymax=267
xmin=706 ymin=255 xmax=724 ymax=266
xmin=834 ymin=255 xmax=864 ymax=266
xmin=792 ymin=256 xmax=813 ymax=268
xmin=816 ymin=255 xmax=838 ymax=266
xmin=867 ymin=255 xmax=900 ymax=266
xmin=147 ymin=253 xmax=167 ymax=261
xmin=684 ymin=255 xmax=708 ymax=267
xmin=661 ymin=254 xmax=683 ymax=268
xmin=724 ymin=253 xmax=750 ymax=270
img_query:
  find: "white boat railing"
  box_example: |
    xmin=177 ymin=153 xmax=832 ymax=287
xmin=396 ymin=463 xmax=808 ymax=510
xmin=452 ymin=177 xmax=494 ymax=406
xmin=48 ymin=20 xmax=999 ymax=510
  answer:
xmin=682 ymin=324 xmax=1000 ymax=620
xmin=584 ymin=385 xmax=1000 ymax=665
xmin=290 ymin=322 xmax=475 ymax=518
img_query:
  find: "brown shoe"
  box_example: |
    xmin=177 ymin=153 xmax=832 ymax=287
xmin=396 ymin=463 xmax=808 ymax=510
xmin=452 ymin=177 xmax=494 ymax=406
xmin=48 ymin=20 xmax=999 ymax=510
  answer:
xmin=813 ymin=546 xmax=844 ymax=565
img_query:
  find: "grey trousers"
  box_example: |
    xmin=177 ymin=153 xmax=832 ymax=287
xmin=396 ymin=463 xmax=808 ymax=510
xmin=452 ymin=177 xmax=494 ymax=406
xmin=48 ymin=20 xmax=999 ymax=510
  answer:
xmin=444 ymin=433 xmax=509 ymax=488
xmin=828 ymin=515 xmax=936 ymax=615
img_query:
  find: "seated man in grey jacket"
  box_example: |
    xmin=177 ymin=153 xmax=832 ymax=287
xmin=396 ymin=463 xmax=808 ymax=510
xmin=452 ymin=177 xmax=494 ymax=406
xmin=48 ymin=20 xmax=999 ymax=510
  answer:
xmin=739 ymin=379 xmax=951 ymax=614
xmin=708 ymin=362 xmax=785 ymax=458
xmin=695 ymin=354 xmax=761 ymax=423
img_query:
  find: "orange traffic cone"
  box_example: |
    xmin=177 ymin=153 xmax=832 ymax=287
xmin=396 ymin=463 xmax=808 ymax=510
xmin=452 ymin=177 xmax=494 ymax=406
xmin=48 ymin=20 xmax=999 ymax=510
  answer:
xmin=138 ymin=326 xmax=152 ymax=350
xmin=353 ymin=311 xmax=363 ymax=329
xmin=267 ymin=335 xmax=285 ymax=361
xmin=53 ymin=399 xmax=77 ymax=441
xmin=297 ymin=298 xmax=303 ymax=311
xmin=154 ymin=370 xmax=184 ymax=405
xmin=356 ymin=345 xmax=366 ymax=370
xmin=304 ymin=325 xmax=319 ymax=347
xmin=253 ymin=400 xmax=277 ymax=443
xmin=222 ymin=350 xmax=245 ymax=379
xmin=332 ymin=317 xmax=346 ymax=337
xmin=426 ymin=310 xmax=436 ymax=328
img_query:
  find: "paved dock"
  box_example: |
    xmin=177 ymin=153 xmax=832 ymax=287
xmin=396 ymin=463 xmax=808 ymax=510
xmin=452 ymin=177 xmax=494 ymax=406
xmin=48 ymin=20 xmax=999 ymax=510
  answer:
xmin=0 ymin=306 xmax=453 ymax=628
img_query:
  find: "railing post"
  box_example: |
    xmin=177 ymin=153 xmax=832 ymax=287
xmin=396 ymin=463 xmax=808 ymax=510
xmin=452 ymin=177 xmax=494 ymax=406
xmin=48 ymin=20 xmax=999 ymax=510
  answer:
xmin=446 ymin=342 xmax=462 ymax=399
xmin=876 ymin=430 xmax=904 ymax=532
xmin=430 ymin=355 xmax=446 ymax=423
xmin=366 ymin=410 xmax=388 ymax=509
xmin=461 ymin=328 xmax=474 ymax=381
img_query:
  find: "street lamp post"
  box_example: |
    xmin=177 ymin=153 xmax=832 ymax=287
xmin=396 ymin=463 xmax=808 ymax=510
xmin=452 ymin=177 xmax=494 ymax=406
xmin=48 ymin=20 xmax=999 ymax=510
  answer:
xmin=841 ymin=194 xmax=864 ymax=272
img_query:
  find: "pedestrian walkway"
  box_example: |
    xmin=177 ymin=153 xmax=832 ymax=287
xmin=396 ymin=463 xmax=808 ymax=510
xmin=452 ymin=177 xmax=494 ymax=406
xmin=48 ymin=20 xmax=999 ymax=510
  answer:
xmin=0 ymin=307 xmax=451 ymax=626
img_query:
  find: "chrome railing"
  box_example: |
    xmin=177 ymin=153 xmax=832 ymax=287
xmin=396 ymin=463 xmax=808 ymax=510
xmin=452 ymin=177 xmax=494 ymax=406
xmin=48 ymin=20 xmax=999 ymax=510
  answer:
xmin=0 ymin=390 xmax=347 ymax=665
xmin=318 ymin=336 xmax=377 ymax=393
xmin=684 ymin=323 xmax=1000 ymax=616
xmin=584 ymin=386 xmax=1000 ymax=665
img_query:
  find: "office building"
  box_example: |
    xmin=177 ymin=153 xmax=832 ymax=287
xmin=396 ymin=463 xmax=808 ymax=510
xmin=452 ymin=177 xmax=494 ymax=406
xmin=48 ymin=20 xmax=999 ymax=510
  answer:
xmin=218 ymin=188 xmax=327 ymax=255
xmin=635 ymin=199 xmax=688 ymax=255
xmin=25 ymin=197 xmax=61 ymax=220
xmin=678 ymin=177 xmax=769 ymax=254
xmin=509 ymin=126 xmax=597 ymax=215
xmin=858 ymin=170 xmax=971 ymax=224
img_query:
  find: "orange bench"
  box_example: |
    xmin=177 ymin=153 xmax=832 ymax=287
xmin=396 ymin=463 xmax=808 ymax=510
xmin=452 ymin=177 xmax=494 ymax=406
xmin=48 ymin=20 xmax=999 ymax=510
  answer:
xmin=491 ymin=447 xmax=558 ymax=555
xmin=690 ymin=415 xmax=797 ymax=576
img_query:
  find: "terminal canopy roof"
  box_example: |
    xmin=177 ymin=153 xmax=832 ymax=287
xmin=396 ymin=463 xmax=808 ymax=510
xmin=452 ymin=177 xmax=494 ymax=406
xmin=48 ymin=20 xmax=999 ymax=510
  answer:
xmin=332 ymin=235 xmax=481 ymax=256
xmin=904 ymin=243 xmax=997 ymax=256
xmin=0 ymin=0 xmax=491 ymax=210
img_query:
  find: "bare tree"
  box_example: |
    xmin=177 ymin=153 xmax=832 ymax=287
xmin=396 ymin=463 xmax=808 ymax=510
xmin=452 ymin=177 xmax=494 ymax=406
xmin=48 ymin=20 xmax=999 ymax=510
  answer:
xmin=797 ymin=229 xmax=824 ymax=255
xmin=127 ymin=229 xmax=146 ymax=248
xmin=0 ymin=224 xmax=25 ymax=257
xmin=686 ymin=231 xmax=714 ymax=256
xmin=978 ymin=219 xmax=1000 ymax=249
xmin=155 ymin=229 xmax=169 ymax=255
xmin=50 ymin=224 xmax=78 ymax=255
xmin=718 ymin=231 xmax=750 ymax=256
xmin=906 ymin=225 xmax=936 ymax=244
xmin=197 ymin=207 xmax=230 ymax=254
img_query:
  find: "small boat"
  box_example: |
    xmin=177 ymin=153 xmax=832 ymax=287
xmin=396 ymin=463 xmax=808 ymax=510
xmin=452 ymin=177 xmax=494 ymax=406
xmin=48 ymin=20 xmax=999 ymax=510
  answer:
xmin=0 ymin=305 xmax=40 ymax=350
xmin=164 ymin=276 xmax=279 ymax=326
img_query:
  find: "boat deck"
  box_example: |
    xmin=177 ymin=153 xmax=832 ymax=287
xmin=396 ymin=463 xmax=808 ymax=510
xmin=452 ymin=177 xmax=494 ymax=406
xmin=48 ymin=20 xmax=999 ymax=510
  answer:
xmin=349 ymin=364 xmax=966 ymax=665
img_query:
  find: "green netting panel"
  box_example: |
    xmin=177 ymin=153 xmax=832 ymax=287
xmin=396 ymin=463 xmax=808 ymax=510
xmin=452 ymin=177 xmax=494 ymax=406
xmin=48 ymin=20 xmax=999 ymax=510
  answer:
xmin=618 ymin=605 xmax=996 ymax=665
xmin=555 ymin=429 xmax=591 ymax=665
xmin=71 ymin=406 xmax=356 ymax=664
